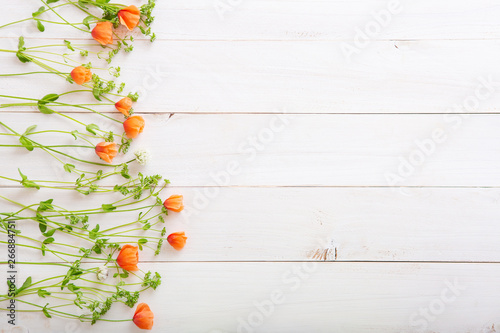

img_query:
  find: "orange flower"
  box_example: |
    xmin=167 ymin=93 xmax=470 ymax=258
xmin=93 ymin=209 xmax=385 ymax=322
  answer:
xmin=70 ymin=66 xmax=92 ymax=85
xmin=123 ymin=115 xmax=145 ymax=139
xmin=91 ymin=21 xmax=113 ymax=45
xmin=116 ymin=244 xmax=139 ymax=271
xmin=115 ymin=97 xmax=133 ymax=117
xmin=118 ymin=5 xmax=141 ymax=31
xmin=167 ymin=232 xmax=187 ymax=250
xmin=133 ymin=303 xmax=154 ymax=330
xmin=95 ymin=142 xmax=118 ymax=163
xmin=163 ymin=195 xmax=184 ymax=212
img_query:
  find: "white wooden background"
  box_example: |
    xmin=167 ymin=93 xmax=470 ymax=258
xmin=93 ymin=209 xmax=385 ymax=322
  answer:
xmin=1 ymin=0 xmax=500 ymax=332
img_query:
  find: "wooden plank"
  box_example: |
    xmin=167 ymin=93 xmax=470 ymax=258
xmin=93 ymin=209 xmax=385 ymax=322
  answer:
xmin=1 ymin=113 xmax=500 ymax=187
xmin=2 ymin=262 xmax=500 ymax=332
xmin=2 ymin=39 xmax=500 ymax=114
xmin=2 ymin=0 xmax=500 ymax=41
xmin=2 ymin=2 xmax=500 ymax=333
xmin=1 ymin=186 xmax=500 ymax=262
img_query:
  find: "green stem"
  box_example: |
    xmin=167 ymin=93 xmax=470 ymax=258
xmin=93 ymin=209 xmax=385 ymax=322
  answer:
xmin=0 ymin=71 xmax=68 ymax=77
xmin=41 ymin=0 xmax=90 ymax=33
xmin=0 ymin=2 xmax=70 ymax=29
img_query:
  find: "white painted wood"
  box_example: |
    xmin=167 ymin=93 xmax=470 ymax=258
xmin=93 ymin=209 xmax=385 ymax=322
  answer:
xmin=2 ymin=1 xmax=500 ymax=332
xmin=2 ymin=39 xmax=500 ymax=114
xmin=2 ymin=0 xmax=500 ymax=41
xmin=2 ymin=262 xmax=500 ymax=332
xmin=1 ymin=187 xmax=500 ymax=262
xmin=1 ymin=113 xmax=500 ymax=187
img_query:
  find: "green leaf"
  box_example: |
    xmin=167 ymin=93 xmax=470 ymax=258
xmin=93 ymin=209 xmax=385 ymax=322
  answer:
xmin=64 ymin=40 xmax=75 ymax=51
xmin=138 ymin=238 xmax=148 ymax=251
xmin=82 ymin=15 xmax=93 ymax=29
xmin=18 ymin=169 xmax=40 ymax=189
xmin=18 ymin=169 xmax=27 ymax=181
xmin=47 ymin=0 xmax=60 ymax=3
xmin=16 ymin=277 xmax=32 ymax=294
xmin=89 ymin=224 xmax=100 ymax=240
xmin=63 ymin=164 xmax=75 ymax=173
xmin=22 ymin=180 xmax=40 ymax=189
xmin=38 ymin=220 xmax=47 ymax=233
xmin=16 ymin=51 xmax=32 ymax=63
xmin=32 ymin=6 xmax=45 ymax=17
xmin=42 ymin=237 xmax=54 ymax=245
xmin=7 ymin=280 xmax=15 ymax=293
xmin=42 ymin=304 xmax=52 ymax=318
xmin=119 ymin=137 xmax=132 ymax=154
xmin=128 ymin=92 xmax=139 ymax=102
xmin=120 ymin=163 xmax=131 ymax=179
xmin=105 ymin=131 xmax=114 ymax=142
xmin=19 ymin=136 xmax=33 ymax=151
xmin=37 ymin=93 xmax=58 ymax=112
xmin=37 ymin=105 xmax=54 ymax=114
xmin=37 ymin=199 xmax=54 ymax=212
xmin=70 ymin=270 xmax=82 ymax=280
xmin=37 ymin=289 xmax=51 ymax=298
xmin=18 ymin=37 xmax=25 ymax=50
xmin=92 ymin=86 xmax=102 ymax=101
xmin=35 ymin=19 xmax=45 ymax=32
xmin=39 ymin=93 xmax=59 ymax=104
xmin=43 ymin=229 xmax=56 ymax=237
xmin=120 ymin=271 xmax=129 ymax=278
xmin=24 ymin=125 xmax=37 ymax=135
xmin=101 ymin=204 xmax=116 ymax=212
xmin=86 ymin=123 xmax=99 ymax=135
xmin=67 ymin=284 xmax=80 ymax=292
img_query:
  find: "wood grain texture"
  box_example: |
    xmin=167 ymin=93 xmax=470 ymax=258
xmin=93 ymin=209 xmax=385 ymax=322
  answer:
xmin=2 ymin=39 xmax=500 ymax=114
xmin=1 ymin=0 xmax=499 ymax=332
xmin=2 ymin=262 xmax=500 ymax=332
xmin=1 ymin=113 xmax=500 ymax=187
xmin=1 ymin=186 xmax=500 ymax=263
xmin=2 ymin=0 xmax=500 ymax=41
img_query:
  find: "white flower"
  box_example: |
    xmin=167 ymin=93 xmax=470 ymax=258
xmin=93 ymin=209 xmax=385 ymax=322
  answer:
xmin=134 ymin=148 xmax=151 ymax=166
xmin=96 ymin=266 xmax=108 ymax=281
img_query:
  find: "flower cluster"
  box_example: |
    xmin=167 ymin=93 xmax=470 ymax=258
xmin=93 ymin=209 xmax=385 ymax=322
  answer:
xmin=1 ymin=0 xmax=156 ymax=50
xmin=0 ymin=165 xmax=187 ymax=329
xmin=0 ymin=1 xmax=188 ymax=330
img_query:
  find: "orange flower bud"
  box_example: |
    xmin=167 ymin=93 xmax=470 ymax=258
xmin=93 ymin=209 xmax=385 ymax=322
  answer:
xmin=118 ymin=5 xmax=141 ymax=31
xmin=167 ymin=232 xmax=187 ymax=251
xmin=163 ymin=195 xmax=184 ymax=212
xmin=133 ymin=303 xmax=154 ymax=330
xmin=115 ymin=97 xmax=133 ymax=117
xmin=95 ymin=142 xmax=118 ymax=163
xmin=70 ymin=66 xmax=92 ymax=85
xmin=116 ymin=244 xmax=139 ymax=271
xmin=91 ymin=21 xmax=113 ymax=45
xmin=123 ymin=115 xmax=145 ymax=139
